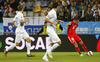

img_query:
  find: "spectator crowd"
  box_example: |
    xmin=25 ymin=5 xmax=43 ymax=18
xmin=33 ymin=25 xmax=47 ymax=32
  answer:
xmin=0 ymin=0 xmax=100 ymax=22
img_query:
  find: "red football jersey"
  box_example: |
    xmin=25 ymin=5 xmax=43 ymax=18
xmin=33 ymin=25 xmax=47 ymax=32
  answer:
xmin=67 ymin=21 xmax=78 ymax=35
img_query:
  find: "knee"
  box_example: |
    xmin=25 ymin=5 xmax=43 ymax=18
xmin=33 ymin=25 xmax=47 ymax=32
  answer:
xmin=73 ymin=42 xmax=78 ymax=47
xmin=79 ymin=41 xmax=83 ymax=45
xmin=50 ymin=43 xmax=54 ymax=46
xmin=26 ymin=38 xmax=31 ymax=43
xmin=16 ymin=43 xmax=19 ymax=46
xmin=57 ymin=41 xmax=61 ymax=45
xmin=27 ymin=39 xmax=31 ymax=43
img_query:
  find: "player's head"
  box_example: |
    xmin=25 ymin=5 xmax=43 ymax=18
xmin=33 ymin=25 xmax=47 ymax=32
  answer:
xmin=73 ymin=17 xmax=79 ymax=24
xmin=17 ymin=5 xmax=23 ymax=12
xmin=95 ymin=12 xmax=99 ymax=16
xmin=52 ymin=2 xmax=58 ymax=9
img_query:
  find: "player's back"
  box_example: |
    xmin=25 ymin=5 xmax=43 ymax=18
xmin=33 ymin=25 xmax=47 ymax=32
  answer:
xmin=67 ymin=21 xmax=78 ymax=35
xmin=13 ymin=12 xmax=25 ymax=31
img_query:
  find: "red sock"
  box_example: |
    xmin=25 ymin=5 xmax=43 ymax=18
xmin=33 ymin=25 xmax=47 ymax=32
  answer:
xmin=81 ymin=44 xmax=88 ymax=52
xmin=75 ymin=47 xmax=81 ymax=54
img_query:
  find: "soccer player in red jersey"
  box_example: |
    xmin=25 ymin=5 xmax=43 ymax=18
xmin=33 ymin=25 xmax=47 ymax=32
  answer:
xmin=66 ymin=17 xmax=88 ymax=56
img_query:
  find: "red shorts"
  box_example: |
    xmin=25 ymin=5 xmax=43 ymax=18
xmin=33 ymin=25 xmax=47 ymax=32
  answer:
xmin=67 ymin=34 xmax=82 ymax=44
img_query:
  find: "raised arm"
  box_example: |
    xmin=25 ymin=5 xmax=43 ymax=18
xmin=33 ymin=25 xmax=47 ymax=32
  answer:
xmin=57 ymin=20 xmax=64 ymax=23
xmin=37 ymin=27 xmax=43 ymax=35
xmin=66 ymin=22 xmax=71 ymax=26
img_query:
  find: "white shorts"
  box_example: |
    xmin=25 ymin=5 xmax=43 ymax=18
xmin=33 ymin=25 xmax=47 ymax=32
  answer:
xmin=47 ymin=26 xmax=61 ymax=43
xmin=15 ymin=28 xmax=29 ymax=43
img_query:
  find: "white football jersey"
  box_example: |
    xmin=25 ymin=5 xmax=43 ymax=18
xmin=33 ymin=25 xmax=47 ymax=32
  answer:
xmin=46 ymin=9 xmax=57 ymax=28
xmin=13 ymin=12 xmax=25 ymax=30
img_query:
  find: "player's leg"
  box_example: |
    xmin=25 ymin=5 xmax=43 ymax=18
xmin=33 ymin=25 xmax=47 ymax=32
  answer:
xmin=25 ymin=37 xmax=35 ymax=57
xmin=43 ymin=26 xmax=61 ymax=61
xmin=46 ymin=41 xmax=61 ymax=59
xmin=68 ymin=36 xmax=83 ymax=56
xmin=43 ymin=38 xmax=53 ymax=58
xmin=73 ymin=42 xmax=82 ymax=55
xmin=44 ymin=44 xmax=52 ymax=57
xmin=5 ymin=42 xmax=19 ymax=51
xmin=4 ymin=33 xmax=21 ymax=57
xmin=43 ymin=42 xmax=53 ymax=61
xmin=47 ymin=37 xmax=61 ymax=58
xmin=75 ymin=34 xmax=88 ymax=53
xmin=49 ymin=41 xmax=61 ymax=52
xmin=47 ymin=27 xmax=61 ymax=52
xmin=46 ymin=29 xmax=61 ymax=59
xmin=24 ymin=31 xmax=35 ymax=57
xmin=79 ymin=41 xmax=88 ymax=53
xmin=25 ymin=37 xmax=31 ymax=55
xmin=4 ymin=43 xmax=17 ymax=57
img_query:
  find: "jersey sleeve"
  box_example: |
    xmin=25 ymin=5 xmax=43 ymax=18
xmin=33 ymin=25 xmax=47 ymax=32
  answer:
xmin=70 ymin=21 xmax=73 ymax=25
xmin=46 ymin=11 xmax=53 ymax=19
xmin=68 ymin=21 xmax=73 ymax=25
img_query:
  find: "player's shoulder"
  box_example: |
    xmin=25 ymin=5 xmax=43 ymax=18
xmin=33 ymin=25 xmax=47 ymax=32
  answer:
xmin=17 ymin=12 xmax=23 ymax=17
xmin=49 ymin=9 xmax=55 ymax=14
xmin=17 ymin=12 xmax=23 ymax=16
xmin=71 ymin=21 xmax=74 ymax=23
xmin=69 ymin=21 xmax=73 ymax=24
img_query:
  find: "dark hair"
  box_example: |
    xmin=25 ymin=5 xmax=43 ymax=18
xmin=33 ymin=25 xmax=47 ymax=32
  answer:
xmin=58 ymin=1 xmax=62 ymax=4
xmin=52 ymin=2 xmax=58 ymax=8
xmin=95 ymin=12 xmax=98 ymax=13
xmin=74 ymin=17 xmax=79 ymax=20
xmin=96 ymin=5 xmax=98 ymax=7
xmin=17 ymin=5 xmax=23 ymax=11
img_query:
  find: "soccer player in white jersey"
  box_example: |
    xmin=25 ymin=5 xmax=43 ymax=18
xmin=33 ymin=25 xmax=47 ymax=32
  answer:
xmin=42 ymin=2 xmax=64 ymax=61
xmin=4 ymin=5 xmax=35 ymax=57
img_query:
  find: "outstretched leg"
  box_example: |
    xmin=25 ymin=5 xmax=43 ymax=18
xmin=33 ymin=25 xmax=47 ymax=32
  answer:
xmin=47 ymin=41 xmax=61 ymax=58
xmin=49 ymin=41 xmax=61 ymax=52
xmin=73 ymin=42 xmax=82 ymax=55
xmin=79 ymin=41 xmax=88 ymax=53
xmin=25 ymin=37 xmax=35 ymax=57
xmin=4 ymin=42 xmax=18 ymax=57
xmin=43 ymin=44 xmax=53 ymax=61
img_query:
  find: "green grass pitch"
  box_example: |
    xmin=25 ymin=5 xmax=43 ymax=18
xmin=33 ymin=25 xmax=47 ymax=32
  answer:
xmin=0 ymin=52 xmax=100 ymax=62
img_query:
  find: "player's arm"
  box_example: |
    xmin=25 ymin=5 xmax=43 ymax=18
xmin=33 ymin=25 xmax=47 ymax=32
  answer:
xmin=45 ymin=18 xmax=57 ymax=25
xmin=59 ymin=24 xmax=63 ymax=31
xmin=45 ymin=12 xmax=58 ymax=25
xmin=12 ymin=21 xmax=17 ymax=28
xmin=37 ymin=27 xmax=43 ymax=35
xmin=66 ymin=22 xmax=71 ymax=26
xmin=57 ymin=20 xmax=64 ymax=23
xmin=20 ymin=19 xmax=29 ymax=23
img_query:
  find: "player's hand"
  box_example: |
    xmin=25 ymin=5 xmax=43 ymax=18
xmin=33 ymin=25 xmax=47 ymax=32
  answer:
xmin=15 ymin=26 xmax=18 ymax=28
xmin=53 ymin=23 xmax=58 ymax=26
xmin=58 ymin=20 xmax=64 ymax=23
xmin=25 ymin=19 xmax=29 ymax=22
xmin=60 ymin=20 xmax=64 ymax=23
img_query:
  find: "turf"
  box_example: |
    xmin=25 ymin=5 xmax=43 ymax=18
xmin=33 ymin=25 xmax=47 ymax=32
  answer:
xmin=0 ymin=52 xmax=100 ymax=62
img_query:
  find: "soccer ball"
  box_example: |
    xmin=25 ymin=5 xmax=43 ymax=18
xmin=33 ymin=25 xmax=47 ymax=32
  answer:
xmin=87 ymin=51 xmax=93 ymax=56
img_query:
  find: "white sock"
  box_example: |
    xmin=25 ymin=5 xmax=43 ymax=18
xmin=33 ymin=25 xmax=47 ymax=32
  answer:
xmin=50 ymin=43 xmax=60 ymax=52
xmin=44 ymin=46 xmax=51 ymax=57
xmin=44 ymin=51 xmax=48 ymax=57
xmin=6 ymin=43 xmax=16 ymax=51
xmin=26 ymin=42 xmax=31 ymax=55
